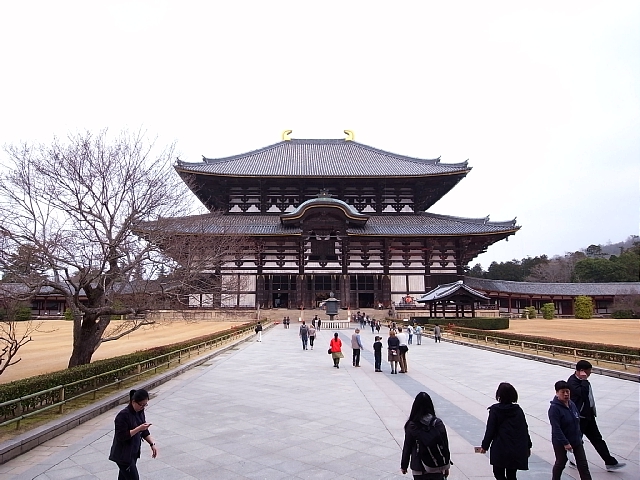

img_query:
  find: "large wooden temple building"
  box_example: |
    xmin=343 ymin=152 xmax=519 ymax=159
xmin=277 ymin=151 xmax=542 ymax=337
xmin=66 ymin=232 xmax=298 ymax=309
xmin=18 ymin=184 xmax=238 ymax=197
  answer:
xmin=164 ymin=131 xmax=520 ymax=309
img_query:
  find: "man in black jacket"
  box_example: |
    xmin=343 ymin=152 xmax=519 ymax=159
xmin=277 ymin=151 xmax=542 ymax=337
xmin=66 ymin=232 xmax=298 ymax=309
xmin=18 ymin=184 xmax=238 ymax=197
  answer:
xmin=567 ymin=360 xmax=625 ymax=471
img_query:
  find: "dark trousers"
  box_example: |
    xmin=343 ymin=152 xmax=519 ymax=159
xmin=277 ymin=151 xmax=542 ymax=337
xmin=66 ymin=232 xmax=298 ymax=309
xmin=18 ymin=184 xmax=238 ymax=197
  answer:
xmin=399 ymin=348 xmax=408 ymax=372
xmin=352 ymin=349 xmax=361 ymax=366
xmin=580 ymin=416 xmax=616 ymax=465
xmin=117 ymin=460 xmax=139 ymax=480
xmin=301 ymin=337 xmax=308 ymax=349
xmin=309 ymin=336 xmax=315 ymax=347
xmin=492 ymin=465 xmax=517 ymax=480
xmin=374 ymin=353 xmax=382 ymax=370
xmin=552 ymin=443 xmax=591 ymax=480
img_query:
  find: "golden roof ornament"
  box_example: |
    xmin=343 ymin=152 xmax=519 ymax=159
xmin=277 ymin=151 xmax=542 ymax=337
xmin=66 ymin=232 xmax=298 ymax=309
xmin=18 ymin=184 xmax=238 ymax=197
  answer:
xmin=344 ymin=130 xmax=354 ymax=141
xmin=282 ymin=129 xmax=292 ymax=141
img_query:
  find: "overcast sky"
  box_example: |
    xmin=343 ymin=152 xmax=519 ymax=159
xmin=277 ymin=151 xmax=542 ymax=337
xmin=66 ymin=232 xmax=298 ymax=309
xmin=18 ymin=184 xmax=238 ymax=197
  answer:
xmin=1 ymin=1 xmax=638 ymax=267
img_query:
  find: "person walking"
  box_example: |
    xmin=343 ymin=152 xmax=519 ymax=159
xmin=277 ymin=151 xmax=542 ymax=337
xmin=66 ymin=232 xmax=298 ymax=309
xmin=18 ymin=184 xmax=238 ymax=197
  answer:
xmin=548 ymin=380 xmax=592 ymax=480
xmin=109 ymin=389 xmax=157 ymax=480
xmin=373 ymin=336 xmax=383 ymax=372
xmin=316 ymin=318 xmax=321 ymax=331
xmin=308 ymin=324 xmax=316 ymax=350
xmin=434 ymin=324 xmax=441 ymax=343
xmin=371 ymin=318 xmax=376 ymax=334
xmin=400 ymin=392 xmax=450 ymax=479
xmin=299 ymin=321 xmax=309 ymax=350
xmin=397 ymin=326 xmax=409 ymax=373
xmin=480 ymin=382 xmax=532 ymax=480
xmin=407 ymin=324 xmax=414 ymax=345
xmin=255 ymin=322 xmax=263 ymax=342
xmin=387 ymin=330 xmax=401 ymax=374
xmin=567 ymin=360 xmax=625 ymax=471
xmin=375 ymin=320 xmax=381 ymax=333
xmin=329 ymin=332 xmax=343 ymax=368
xmin=351 ymin=328 xmax=364 ymax=367
xmin=415 ymin=325 xmax=422 ymax=345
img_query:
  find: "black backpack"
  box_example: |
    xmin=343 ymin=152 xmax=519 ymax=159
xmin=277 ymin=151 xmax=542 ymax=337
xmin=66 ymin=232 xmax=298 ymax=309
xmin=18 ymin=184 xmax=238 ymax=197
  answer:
xmin=415 ymin=417 xmax=450 ymax=472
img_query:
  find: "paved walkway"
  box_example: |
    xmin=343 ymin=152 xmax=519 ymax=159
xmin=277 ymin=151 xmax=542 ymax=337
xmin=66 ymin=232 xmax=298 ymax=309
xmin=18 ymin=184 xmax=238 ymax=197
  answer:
xmin=3 ymin=325 xmax=638 ymax=480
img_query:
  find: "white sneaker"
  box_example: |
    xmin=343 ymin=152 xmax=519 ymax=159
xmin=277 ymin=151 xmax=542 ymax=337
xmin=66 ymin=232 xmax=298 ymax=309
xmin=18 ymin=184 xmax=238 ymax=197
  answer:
xmin=606 ymin=463 xmax=626 ymax=471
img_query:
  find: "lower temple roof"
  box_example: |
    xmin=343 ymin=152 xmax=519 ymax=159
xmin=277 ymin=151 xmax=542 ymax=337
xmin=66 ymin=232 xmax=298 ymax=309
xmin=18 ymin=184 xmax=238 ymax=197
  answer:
xmin=147 ymin=212 xmax=519 ymax=237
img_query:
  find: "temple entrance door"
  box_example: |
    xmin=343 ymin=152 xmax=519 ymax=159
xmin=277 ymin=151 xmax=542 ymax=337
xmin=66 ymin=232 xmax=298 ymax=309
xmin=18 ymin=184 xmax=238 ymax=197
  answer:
xmin=273 ymin=293 xmax=289 ymax=308
xmin=358 ymin=293 xmax=374 ymax=309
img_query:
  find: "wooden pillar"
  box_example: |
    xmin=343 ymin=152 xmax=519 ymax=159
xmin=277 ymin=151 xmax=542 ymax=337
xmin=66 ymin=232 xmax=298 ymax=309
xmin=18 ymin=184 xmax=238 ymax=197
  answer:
xmin=340 ymin=275 xmax=349 ymax=310
xmin=471 ymin=302 xmax=476 ymax=317
xmin=508 ymin=295 xmax=512 ymax=314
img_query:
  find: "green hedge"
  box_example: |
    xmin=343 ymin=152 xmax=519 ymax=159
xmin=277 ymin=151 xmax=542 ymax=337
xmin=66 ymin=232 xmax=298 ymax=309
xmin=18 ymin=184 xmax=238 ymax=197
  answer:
xmin=449 ymin=326 xmax=639 ymax=356
xmin=410 ymin=317 xmax=509 ymax=330
xmin=0 ymin=322 xmax=257 ymax=404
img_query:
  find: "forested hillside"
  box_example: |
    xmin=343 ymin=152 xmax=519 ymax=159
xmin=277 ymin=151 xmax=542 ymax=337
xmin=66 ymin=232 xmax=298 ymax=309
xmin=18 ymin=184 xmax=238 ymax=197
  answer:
xmin=467 ymin=235 xmax=640 ymax=283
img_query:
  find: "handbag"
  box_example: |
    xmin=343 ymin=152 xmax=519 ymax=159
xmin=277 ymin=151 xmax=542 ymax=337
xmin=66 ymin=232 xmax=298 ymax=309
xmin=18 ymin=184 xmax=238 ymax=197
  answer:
xmin=328 ymin=348 xmax=333 ymax=355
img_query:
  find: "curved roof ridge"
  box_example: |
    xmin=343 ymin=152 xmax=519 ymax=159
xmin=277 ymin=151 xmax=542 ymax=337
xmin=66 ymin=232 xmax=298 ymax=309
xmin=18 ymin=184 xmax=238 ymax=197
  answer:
xmin=201 ymin=141 xmax=286 ymax=165
xmin=177 ymin=138 xmax=468 ymax=169
xmin=421 ymin=212 xmax=518 ymax=227
xmin=285 ymin=196 xmax=365 ymax=217
xmin=347 ymin=141 xmax=442 ymax=165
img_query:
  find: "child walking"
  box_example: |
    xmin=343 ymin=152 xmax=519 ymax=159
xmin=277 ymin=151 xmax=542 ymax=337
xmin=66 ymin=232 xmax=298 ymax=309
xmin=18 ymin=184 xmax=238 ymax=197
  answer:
xmin=373 ymin=336 xmax=383 ymax=372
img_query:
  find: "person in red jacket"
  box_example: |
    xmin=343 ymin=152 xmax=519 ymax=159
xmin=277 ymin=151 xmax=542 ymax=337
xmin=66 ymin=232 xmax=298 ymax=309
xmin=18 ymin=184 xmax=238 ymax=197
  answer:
xmin=330 ymin=332 xmax=344 ymax=368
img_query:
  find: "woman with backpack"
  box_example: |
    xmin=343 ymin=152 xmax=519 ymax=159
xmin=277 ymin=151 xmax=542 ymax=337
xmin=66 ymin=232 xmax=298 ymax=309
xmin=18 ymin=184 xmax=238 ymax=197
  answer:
xmin=480 ymin=382 xmax=532 ymax=480
xmin=401 ymin=392 xmax=450 ymax=479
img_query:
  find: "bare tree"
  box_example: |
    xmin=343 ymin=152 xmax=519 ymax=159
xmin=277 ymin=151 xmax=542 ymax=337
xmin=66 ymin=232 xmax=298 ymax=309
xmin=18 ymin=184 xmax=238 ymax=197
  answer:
xmin=526 ymin=252 xmax=584 ymax=283
xmin=0 ymin=285 xmax=40 ymax=376
xmin=0 ymin=129 xmax=245 ymax=367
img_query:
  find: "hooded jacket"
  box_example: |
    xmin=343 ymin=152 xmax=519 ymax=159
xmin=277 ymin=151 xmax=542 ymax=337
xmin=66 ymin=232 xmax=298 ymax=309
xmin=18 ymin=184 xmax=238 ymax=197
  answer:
xmin=548 ymin=397 xmax=582 ymax=447
xmin=401 ymin=414 xmax=450 ymax=475
xmin=481 ymin=403 xmax=531 ymax=470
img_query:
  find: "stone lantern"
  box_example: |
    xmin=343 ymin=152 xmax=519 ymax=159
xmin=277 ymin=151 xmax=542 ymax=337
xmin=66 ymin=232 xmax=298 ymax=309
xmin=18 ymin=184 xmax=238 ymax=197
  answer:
xmin=325 ymin=294 xmax=340 ymax=322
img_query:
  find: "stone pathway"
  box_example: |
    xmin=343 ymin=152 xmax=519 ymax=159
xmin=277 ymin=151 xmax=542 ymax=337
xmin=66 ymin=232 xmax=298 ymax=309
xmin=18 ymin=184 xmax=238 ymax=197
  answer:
xmin=3 ymin=325 xmax=638 ymax=479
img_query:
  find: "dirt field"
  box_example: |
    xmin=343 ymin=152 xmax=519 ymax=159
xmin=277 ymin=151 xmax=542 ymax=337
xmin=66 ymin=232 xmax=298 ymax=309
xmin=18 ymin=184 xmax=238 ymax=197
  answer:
xmin=503 ymin=318 xmax=640 ymax=348
xmin=2 ymin=319 xmax=251 ymax=384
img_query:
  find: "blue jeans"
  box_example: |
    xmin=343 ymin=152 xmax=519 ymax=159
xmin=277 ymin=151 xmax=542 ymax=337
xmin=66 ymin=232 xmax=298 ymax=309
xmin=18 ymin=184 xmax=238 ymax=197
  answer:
xmin=301 ymin=337 xmax=308 ymax=350
xmin=374 ymin=353 xmax=382 ymax=370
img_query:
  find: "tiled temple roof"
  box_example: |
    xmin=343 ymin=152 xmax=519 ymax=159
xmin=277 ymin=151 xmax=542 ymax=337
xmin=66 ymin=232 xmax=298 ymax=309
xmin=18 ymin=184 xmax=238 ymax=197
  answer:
xmin=464 ymin=277 xmax=640 ymax=296
xmin=175 ymin=139 xmax=470 ymax=177
xmin=417 ymin=280 xmax=490 ymax=302
xmin=147 ymin=212 xmax=518 ymax=236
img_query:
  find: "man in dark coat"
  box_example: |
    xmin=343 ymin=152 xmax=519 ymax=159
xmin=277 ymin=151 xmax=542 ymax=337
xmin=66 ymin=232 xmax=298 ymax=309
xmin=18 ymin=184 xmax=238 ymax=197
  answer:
xmin=548 ymin=380 xmax=592 ymax=480
xmin=567 ymin=360 xmax=625 ymax=471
